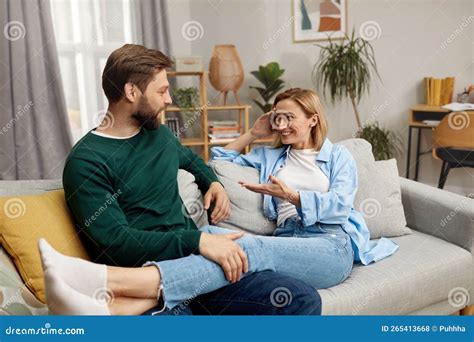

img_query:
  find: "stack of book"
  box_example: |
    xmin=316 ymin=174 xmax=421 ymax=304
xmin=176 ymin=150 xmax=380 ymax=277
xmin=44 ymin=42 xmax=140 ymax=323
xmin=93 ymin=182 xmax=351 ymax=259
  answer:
xmin=208 ymin=120 xmax=241 ymax=143
xmin=424 ymin=77 xmax=455 ymax=106
xmin=165 ymin=117 xmax=180 ymax=138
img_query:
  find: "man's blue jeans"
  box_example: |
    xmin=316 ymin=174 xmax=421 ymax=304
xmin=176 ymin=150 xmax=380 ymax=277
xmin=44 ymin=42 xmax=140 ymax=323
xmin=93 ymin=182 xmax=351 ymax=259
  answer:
xmin=144 ymin=218 xmax=353 ymax=310
xmin=142 ymin=270 xmax=322 ymax=315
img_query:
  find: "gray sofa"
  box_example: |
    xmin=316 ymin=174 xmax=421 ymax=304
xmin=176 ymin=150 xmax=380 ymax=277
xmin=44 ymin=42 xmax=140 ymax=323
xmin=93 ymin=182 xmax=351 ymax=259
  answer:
xmin=0 ymin=139 xmax=472 ymax=315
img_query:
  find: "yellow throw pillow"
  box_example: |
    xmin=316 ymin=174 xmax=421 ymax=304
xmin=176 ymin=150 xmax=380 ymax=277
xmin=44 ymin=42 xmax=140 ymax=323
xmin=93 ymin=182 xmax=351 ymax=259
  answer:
xmin=0 ymin=189 xmax=90 ymax=303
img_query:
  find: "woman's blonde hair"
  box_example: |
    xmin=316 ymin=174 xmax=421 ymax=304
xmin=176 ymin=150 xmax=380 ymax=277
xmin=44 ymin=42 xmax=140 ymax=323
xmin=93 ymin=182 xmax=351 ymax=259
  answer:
xmin=271 ymin=88 xmax=328 ymax=150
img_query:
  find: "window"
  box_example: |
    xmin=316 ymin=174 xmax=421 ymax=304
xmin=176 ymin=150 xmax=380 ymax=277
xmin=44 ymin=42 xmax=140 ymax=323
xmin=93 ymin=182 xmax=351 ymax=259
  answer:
xmin=50 ymin=0 xmax=136 ymax=142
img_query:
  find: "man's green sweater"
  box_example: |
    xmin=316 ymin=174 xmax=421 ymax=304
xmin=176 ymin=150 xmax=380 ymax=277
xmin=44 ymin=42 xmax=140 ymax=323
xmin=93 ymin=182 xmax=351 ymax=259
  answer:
xmin=63 ymin=125 xmax=219 ymax=267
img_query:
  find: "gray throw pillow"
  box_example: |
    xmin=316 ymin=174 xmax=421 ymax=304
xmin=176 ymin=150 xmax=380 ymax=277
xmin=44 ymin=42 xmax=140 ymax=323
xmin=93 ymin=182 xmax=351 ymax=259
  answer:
xmin=338 ymin=138 xmax=375 ymax=166
xmin=177 ymin=169 xmax=209 ymax=228
xmin=354 ymin=158 xmax=411 ymax=238
xmin=209 ymin=161 xmax=276 ymax=235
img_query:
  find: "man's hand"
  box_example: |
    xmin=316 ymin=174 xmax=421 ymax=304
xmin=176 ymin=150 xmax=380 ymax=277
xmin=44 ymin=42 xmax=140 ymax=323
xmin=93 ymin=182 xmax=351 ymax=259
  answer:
xmin=203 ymin=182 xmax=231 ymax=224
xmin=199 ymin=232 xmax=249 ymax=283
xmin=239 ymin=175 xmax=301 ymax=207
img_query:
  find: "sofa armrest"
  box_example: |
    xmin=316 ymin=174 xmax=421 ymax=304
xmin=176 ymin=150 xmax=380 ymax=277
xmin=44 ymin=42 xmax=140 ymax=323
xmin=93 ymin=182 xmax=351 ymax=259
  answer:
xmin=399 ymin=177 xmax=473 ymax=254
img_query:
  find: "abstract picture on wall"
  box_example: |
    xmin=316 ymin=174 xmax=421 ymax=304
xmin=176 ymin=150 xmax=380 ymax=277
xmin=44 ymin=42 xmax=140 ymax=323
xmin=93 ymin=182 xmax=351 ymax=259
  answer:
xmin=293 ymin=0 xmax=347 ymax=42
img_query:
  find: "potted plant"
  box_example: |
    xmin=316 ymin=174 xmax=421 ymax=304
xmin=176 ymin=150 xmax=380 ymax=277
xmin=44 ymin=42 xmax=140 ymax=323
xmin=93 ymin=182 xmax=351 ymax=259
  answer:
xmin=249 ymin=62 xmax=285 ymax=113
xmin=356 ymin=122 xmax=401 ymax=160
xmin=313 ymin=30 xmax=399 ymax=160
xmin=172 ymin=87 xmax=200 ymax=138
xmin=173 ymin=87 xmax=199 ymax=110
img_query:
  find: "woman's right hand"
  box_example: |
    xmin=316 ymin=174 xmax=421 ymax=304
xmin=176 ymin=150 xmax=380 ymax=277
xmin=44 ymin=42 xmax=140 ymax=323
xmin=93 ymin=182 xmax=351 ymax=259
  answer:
xmin=250 ymin=112 xmax=273 ymax=138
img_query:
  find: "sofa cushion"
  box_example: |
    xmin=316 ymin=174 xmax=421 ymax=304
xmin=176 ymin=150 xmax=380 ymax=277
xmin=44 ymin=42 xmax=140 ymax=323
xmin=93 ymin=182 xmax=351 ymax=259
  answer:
xmin=354 ymin=159 xmax=411 ymax=238
xmin=209 ymin=161 xmax=275 ymax=235
xmin=0 ymin=190 xmax=90 ymax=303
xmin=319 ymin=230 xmax=473 ymax=314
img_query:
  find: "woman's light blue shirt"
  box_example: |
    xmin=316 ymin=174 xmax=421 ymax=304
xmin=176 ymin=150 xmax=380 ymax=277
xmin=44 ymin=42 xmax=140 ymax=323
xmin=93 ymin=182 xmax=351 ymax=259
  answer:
xmin=210 ymin=138 xmax=399 ymax=265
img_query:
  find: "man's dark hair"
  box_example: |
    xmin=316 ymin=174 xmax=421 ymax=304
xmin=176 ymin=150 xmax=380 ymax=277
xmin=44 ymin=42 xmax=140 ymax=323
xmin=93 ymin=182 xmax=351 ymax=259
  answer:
xmin=102 ymin=44 xmax=172 ymax=103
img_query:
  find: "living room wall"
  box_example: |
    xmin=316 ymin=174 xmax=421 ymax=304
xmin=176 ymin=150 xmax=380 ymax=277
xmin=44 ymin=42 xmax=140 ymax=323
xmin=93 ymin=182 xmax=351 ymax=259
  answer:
xmin=167 ymin=0 xmax=473 ymax=196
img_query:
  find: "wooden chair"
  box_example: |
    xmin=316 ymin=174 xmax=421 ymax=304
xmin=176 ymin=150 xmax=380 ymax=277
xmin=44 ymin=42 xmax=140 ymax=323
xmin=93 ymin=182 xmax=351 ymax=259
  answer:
xmin=432 ymin=111 xmax=474 ymax=189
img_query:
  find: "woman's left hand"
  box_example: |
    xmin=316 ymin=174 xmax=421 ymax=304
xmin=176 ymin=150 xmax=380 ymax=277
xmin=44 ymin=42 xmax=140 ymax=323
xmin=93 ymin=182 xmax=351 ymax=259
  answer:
xmin=239 ymin=175 xmax=301 ymax=207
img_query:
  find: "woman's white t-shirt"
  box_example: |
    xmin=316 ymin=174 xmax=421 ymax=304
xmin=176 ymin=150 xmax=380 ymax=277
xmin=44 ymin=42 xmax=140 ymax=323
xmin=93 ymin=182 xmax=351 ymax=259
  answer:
xmin=274 ymin=148 xmax=330 ymax=227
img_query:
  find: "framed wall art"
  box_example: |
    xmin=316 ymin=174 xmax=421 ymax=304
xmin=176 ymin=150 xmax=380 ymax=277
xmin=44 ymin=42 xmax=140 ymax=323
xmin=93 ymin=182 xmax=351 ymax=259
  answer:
xmin=293 ymin=0 xmax=347 ymax=43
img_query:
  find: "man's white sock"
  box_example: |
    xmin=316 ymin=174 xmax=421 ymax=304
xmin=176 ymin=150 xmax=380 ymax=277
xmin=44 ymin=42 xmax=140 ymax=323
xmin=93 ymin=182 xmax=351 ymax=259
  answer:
xmin=38 ymin=238 xmax=107 ymax=298
xmin=43 ymin=267 xmax=110 ymax=315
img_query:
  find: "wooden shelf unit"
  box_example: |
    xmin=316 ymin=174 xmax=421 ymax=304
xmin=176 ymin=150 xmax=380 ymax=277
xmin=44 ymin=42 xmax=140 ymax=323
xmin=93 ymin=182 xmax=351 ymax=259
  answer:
xmin=164 ymin=71 xmax=272 ymax=161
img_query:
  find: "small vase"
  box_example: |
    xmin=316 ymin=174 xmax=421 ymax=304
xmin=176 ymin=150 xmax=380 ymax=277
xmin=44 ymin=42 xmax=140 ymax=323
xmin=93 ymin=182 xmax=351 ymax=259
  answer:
xmin=209 ymin=44 xmax=244 ymax=105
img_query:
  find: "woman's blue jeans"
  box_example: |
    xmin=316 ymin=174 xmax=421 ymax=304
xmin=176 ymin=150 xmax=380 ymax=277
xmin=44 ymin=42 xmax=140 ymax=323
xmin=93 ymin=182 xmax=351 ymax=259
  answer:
xmin=144 ymin=217 xmax=354 ymax=309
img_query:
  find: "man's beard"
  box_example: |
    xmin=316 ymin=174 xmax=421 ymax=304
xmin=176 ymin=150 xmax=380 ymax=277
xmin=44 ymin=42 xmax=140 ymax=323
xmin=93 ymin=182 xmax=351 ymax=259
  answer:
xmin=131 ymin=96 xmax=163 ymax=130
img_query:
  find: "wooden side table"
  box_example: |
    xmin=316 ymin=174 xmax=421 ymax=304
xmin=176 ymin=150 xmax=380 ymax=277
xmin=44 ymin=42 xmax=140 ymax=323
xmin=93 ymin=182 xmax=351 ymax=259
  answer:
xmin=406 ymin=105 xmax=450 ymax=180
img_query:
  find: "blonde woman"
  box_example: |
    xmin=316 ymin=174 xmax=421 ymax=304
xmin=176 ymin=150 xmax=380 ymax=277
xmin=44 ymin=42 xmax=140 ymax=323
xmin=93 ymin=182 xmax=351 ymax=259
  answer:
xmin=211 ymin=88 xmax=398 ymax=265
xmin=40 ymin=88 xmax=398 ymax=315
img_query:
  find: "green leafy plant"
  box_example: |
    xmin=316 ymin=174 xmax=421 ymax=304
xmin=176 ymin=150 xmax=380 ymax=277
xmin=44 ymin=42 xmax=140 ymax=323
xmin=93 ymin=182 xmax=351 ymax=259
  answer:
xmin=313 ymin=30 xmax=379 ymax=129
xmin=173 ymin=87 xmax=199 ymax=109
xmin=313 ymin=29 xmax=399 ymax=159
xmin=172 ymin=87 xmax=200 ymax=138
xmin=250 ymin=62 xmax=285 ymax=113
xmin=356 ymin=122 xmax=401 ymax=161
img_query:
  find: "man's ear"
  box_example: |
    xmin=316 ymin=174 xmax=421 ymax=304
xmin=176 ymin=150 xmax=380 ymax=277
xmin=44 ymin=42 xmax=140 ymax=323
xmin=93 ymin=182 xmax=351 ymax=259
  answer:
xmin=124 ymin=82 xmax=137 ymax=103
